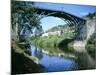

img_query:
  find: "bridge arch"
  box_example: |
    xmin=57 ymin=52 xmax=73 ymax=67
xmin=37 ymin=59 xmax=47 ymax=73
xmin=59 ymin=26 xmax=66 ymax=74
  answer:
xmin=35 ymin=8 xmax=87 ymax=40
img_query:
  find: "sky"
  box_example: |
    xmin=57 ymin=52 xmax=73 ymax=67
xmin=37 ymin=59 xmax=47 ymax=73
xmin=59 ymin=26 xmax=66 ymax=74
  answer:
xmin=34 ymin=2 xmax=96 ymax=32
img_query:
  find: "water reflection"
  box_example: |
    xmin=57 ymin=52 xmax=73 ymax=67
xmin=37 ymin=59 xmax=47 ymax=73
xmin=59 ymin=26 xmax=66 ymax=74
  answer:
xmin=39 ymin=54 xmax=78 ymax=72
xmin=31 ymin=46 xmax=78 ymax=72
xmin=74 ymin=47 xmax=96 ymax=69
xmin=31 ymin=45 xmax=95 ymax=72
xmin=31 ymin=46 xmax=43 ymax=60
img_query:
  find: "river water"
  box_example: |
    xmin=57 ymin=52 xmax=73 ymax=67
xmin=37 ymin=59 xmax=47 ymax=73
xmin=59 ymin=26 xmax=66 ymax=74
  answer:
xmin=31 ymin=46 xmax=79 ymax=72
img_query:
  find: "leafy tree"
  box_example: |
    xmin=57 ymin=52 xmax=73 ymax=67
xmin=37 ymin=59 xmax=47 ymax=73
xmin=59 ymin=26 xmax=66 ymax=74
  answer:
xmin=86 ymin=12 xmax=96 ymax=19
xmin=11 ymin=1 xmax=43 ymax=43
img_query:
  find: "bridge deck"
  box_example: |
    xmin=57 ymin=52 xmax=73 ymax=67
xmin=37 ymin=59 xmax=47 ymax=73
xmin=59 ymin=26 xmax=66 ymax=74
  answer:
xmin=35 ymin=7 xmax=86 ymax=22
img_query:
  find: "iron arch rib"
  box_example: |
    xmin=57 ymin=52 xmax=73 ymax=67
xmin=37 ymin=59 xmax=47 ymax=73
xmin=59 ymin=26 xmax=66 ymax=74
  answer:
xmin=35 ymin=8 xmax=87 ymax=40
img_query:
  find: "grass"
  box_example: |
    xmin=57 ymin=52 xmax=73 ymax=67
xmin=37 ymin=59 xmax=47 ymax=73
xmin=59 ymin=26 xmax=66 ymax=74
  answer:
xmin=31 ymin=32 xmax=76 ymax=55
xmin=32 ymin=32 xmax=75 ymax=48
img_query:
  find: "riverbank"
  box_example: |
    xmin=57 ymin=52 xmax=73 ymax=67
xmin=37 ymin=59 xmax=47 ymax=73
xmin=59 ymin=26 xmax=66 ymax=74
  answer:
xmin=11 ymin=40 xmax=44 ymax=74
xmin=32 ymin=32 xmax=74 ymax=47
xmin=32 ymin=35 xmax=77 ymax=59
xmin=33 ymin=46 xmax=77 ymax=60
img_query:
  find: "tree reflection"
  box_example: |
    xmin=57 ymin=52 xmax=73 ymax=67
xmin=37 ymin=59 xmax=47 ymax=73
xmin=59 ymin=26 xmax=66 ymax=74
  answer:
xmin=34 ymin=46 xmax=43 ymax=60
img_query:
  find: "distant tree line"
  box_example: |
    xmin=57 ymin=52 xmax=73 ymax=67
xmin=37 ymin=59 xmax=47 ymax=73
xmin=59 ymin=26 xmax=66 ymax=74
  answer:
xmin=85 ymin=12 xmax=96 ymax=19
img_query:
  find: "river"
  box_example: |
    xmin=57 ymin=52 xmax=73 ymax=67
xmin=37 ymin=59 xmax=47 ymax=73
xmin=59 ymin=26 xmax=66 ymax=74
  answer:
xmin=30 ymin=45 xmax=95 ymax=72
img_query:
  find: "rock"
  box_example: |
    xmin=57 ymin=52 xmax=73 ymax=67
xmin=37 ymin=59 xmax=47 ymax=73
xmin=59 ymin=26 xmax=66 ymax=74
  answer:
xmin=24 ymin=50 xmax=31 ymax=56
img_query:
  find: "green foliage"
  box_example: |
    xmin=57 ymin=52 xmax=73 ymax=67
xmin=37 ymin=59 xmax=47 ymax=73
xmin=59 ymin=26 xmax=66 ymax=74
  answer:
xmin=32 ymin=32 xmax=74 ymax=48
xmin=86 ymin=33 xmax=96 ymax=59
xmin=11 ymin=1 xmax=43 ymax=43
xmin=86 ymin=12 xmax=96 ymax=19
xmin=33 ymin=35 xmax=59 ymax=47
xmin=11 ymin=1 xmax=36 ymax=13
xmin=11 ymin=1 xmax=44 ymax=74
